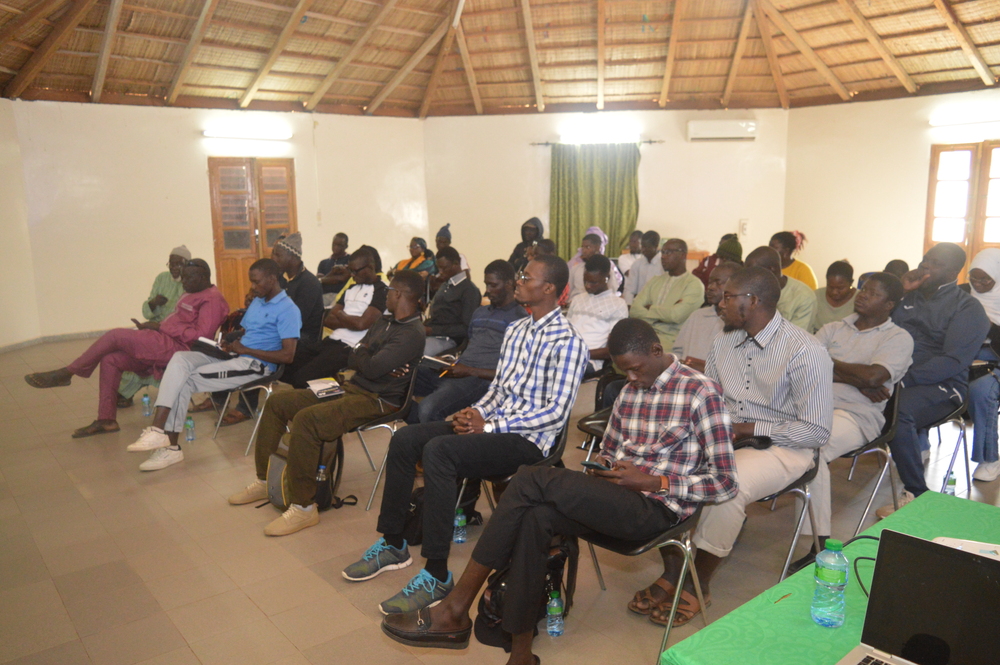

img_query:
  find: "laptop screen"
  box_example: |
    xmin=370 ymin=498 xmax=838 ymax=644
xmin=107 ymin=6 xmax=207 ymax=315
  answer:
xmin=862 ymin=530 xmax=1000 ymax=665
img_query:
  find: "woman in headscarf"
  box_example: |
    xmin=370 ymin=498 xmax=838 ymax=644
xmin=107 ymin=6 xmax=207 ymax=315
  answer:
xmin=966 ymin=248 xmax=1000 ymax=482
xmin=390 ymin=237 xmax=437 ymax=278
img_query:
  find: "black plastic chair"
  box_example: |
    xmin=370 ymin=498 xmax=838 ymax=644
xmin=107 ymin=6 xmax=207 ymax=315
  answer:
xmin=757 ymin=448 xmax=822 ymax=582
xmin=576 ymin=406 xmax=612 ymax=460
xmin=208 ymin=364 xmax=285 ymax=456
xmin=582 ymin=505 xmax=707 ymax=662
xmin=360 ymin=369 xmax=420 ymax=510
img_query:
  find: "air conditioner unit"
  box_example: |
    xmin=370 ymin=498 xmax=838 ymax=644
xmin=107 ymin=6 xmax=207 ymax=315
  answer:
xmin=687 ymin=120 xmax=758 ymax=142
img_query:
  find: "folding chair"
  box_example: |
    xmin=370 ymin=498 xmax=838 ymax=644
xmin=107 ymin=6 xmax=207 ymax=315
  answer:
xmin=758 ymin=448 xmax=822 ymax=582
xmin=208 ymin=364 xmax=285 ymax=456
xmin=928 ymin=399 xmax=971 ymax=495
xmin=360 ymin=370 xmax=420 ymax=510
xmin=576 ymin=407 xmax=612 ymax=461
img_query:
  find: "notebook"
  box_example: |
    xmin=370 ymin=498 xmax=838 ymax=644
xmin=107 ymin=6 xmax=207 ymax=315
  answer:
xmin=835 ymin=529 xmax=1000 ymax=665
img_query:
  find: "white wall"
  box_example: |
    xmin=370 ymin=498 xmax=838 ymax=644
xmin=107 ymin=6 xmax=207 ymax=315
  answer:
xmin=786 ymin=87 xmax=1000 ymax=285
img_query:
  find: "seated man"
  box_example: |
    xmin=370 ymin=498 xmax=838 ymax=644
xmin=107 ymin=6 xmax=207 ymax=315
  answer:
xmin=568 ymin=232 xmax=622 ymax=299
xmin=789 ymin=272 xmax=913 ymax=572
xmin=317 ymin=232 xmax=351 ymax=307
xmin=876 ymin=242 xmax=990 ymax=516
xmin=410 ymin=260 xmax=526 ymax=424
xmin=623 ymin=230 xmax=663 ymax=305
xmin=283 ymin=247 xmax=387 ymax=389
xmin=639 ymin=266 xmax=832 ymax=626
xmin=379 ymin=318 xmax=738 ymax=661
xmin=673 ymin=261 xmax=737 ymax=373
xmin=124 ymin=259 xmax=300 ymax=471
xmin=423 ymin=246 xmax=482 ymax=356
xmin=342 ymin=254 xmax=588 ymax=616
xmin=567 ymin=254 xmax=628 ymax=376
xmin=228 ymin=271 xmax=427 ymax=536
xmin=25 ymin=260 xmax=228 ymax=439
xmin=744 ymin=245 xmax=816 ymax=331
xmin=617 ymin=229 xmax=644 ymax=277
xmin=630 ymin=238 xmax=705 ymax=352
xmin=692 ymin=234 xmax=742 ymax=288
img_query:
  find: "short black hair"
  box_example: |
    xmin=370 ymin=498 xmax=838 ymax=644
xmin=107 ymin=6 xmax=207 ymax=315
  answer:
xmin=641 ymin=230 xmax=660 ymax=247
xmin=883 ymin=259 xmax=909 ymax=277
xmin=391 ymin=269 xmax=425 ymax=298
xmin=930 ymin=242 xmax=968 ymax=273
xmin=664 ymin=238 xmax=688 ymax=254
xmin=536 ymin=239 xmax=557 ymax=256
xmin=608 ymin=319 xmax=660 ymax=357
xmin=584 ymin=254 xmax=611 ymax=275
xmin=630 ymin=230 xmax=643 ymax=239
xmin=334 ymin=232 xmax=348 ymax=244
xmin=582 ymin=233 xmax=602 ymax=246
xmin=729 ymin=266 xmax=781 ymax=308
xmin=356 ymin=245 xmax=382 ymax=272
xmin=436 ymin=246 xmax=461 ymax=264
xmin=485 ymin=259 xmax=514 ymax=283
xmin=826 ymin=260 xmax=854 ymax=282
xmin=185 ymin=258 xmax=211 ymax=280
xmin=533 ymin=254 xmax=569 ymax=295
xmin=249 ymin=258 xmax=281 ymax=278
xmin=865 ymin=272 xmax=905 ymax=305
xmin=770 ymin=231 xmax=798 ymax=253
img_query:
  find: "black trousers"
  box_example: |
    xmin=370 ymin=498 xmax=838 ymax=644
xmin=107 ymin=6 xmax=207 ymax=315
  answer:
xmin=472 ymin=465 xmax=678 ymax=635
xmin=284 ymin=338 xmax=352 ymax=389
xmin=377 ymin=421 xmax=544 ymax=561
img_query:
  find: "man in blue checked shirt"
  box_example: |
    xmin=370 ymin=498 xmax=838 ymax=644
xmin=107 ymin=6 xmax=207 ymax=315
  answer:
xmin=343 ymin=254 xmax=589 ymax=616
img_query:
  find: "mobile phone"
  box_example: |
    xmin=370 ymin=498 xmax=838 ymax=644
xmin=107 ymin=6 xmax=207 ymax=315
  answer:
xmin=581 ymin=460 xmax=612 ymax=471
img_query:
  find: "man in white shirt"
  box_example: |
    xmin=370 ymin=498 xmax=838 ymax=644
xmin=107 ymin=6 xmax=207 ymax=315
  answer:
xmin=623 ymin=230 xmax=663 ymax=304
xmin=672 ymin=262 xmax=737 ymax=373
xmin=617 ymin=230 xmax=644 ymax=277
xmin=567 ymin=254 xmax=629 ymax=377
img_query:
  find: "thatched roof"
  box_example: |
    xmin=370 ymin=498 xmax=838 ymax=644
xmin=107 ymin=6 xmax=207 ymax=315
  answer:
xmin=1 ymin=0 xmax=998 ymax=117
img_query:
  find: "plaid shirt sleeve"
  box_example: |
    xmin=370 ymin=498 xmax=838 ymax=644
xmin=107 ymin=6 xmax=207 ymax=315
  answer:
xmin=665 ymin=387 xmax=738 ymax=504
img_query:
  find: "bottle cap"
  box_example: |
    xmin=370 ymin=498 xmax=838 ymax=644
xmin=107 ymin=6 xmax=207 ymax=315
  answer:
xmin=457 ymin=508 xmax=463 ymax=515
xmin=825 ymin=539 xmax=843 ymax=551
xmin=550 ymin=591 xmax=559 ymax=599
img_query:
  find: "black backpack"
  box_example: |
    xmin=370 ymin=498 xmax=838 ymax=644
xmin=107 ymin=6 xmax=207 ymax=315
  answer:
xmin=266 ymin=436 xmax=356 ymax=511
xmin=401 ymin=478 xmax=483 ymax=547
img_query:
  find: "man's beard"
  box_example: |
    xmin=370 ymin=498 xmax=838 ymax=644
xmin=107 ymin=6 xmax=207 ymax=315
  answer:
xmin=723 ymin=324 xmax=740 ymax=332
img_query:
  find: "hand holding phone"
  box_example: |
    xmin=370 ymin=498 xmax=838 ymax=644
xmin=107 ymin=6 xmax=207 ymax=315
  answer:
xmin=581 ymin=459 xmax=612 ymax=471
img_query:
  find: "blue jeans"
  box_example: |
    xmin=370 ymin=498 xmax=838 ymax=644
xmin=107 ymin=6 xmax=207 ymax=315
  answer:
xmin=408 ymin=366 xmax=492 ymax=424
xmin=890 ymin=381 xmax=966 ymax=496
xmin=969 ymin=347 xmax=1000 ymax=463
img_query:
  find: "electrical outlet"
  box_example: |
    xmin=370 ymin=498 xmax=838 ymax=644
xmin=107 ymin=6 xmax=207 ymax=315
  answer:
xmin=739 ymin=219 xmax=749 ymax=237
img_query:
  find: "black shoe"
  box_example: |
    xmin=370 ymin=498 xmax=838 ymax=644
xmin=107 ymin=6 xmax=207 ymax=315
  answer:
xmin=787 ymin=552 xmax=816 ymax=575
xmin=381 ymin=608 xmax=471 ymax=650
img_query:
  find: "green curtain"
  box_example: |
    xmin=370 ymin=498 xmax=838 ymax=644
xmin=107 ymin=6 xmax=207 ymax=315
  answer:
xmin=549 ymin=143 xmax=641 ymax=262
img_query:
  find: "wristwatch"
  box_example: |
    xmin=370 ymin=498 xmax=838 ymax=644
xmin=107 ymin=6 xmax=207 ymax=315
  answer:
xmin=483 ymin=422 xmax=494 ymax=434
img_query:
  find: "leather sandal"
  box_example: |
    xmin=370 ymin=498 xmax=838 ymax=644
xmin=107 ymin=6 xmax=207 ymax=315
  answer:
xmin=649 ymin=590 xmax=711 ymax=627
xmin=71 ymin=420 xmax=120 ymax=439
xmin=188 ymin=397 xmax=216 ymax=413
xmin=220 ymin=410 xmax=251 ymax=427
xmin=381 ymin=608 xmax=472 ymax=650
xmin=24 ymin=371 xmax=71 ymax=388
xmin=628 ymin=578 xmax=675 ymax=616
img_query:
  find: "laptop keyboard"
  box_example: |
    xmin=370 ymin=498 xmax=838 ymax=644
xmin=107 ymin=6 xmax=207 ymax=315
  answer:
xmin=857 ymin=657 xmax=890 ymax=665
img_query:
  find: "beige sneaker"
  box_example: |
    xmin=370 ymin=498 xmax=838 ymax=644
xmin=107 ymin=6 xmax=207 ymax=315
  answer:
xmin=264 ymin=504 xmax=319 ymax=536
xmin=875 ymin=490 xmax=915 ymax=520
xmin=127 ymin=426 xmax=169 ymax=452
xmin=228 ymin=479 xmax=268 ymax=505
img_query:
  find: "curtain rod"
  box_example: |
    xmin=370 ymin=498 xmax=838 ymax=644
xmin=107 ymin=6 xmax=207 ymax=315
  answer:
xmin=530 ymin=140 xmax=664 ymax=146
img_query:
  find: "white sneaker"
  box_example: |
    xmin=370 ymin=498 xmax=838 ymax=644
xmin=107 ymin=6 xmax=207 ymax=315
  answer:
xmin=973 ymin=460 xmax=1000 ymax=482
xmin=127 ymin=427 xmax=170 ymax=452
xmin=875 ymin=490 xmax=916 ymax=520
xmin=139 ymin=446 xmax=183 ymax=471
xmin=228 ymin=479 xmax=268 ymax=505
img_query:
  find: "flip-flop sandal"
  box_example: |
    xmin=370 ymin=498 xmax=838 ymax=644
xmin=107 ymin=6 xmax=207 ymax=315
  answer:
xmin=220 ymin=410 xmax=251 ymax=427
xmin=71 ymin=421 xmax=120 ymax=439
xmin=117 ymin=396 xmax=134 ymax=409
xmin=24 ymin=371 xmax=71 ymax=389
xmin=188 ymin=397 xmax=216 ymax=413
xmin=648 ymin=590 xmax=711 ymax=628
xmin=628 ymin=578 xmax=676 ymax=616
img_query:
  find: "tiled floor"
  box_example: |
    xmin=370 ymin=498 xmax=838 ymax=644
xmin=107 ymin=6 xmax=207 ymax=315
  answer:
xmin=2 ymin=339 xmax=998 ymax=665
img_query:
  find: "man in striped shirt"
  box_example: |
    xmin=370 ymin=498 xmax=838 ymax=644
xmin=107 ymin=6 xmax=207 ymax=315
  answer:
xmin=379 ymin=318 xmax=737 ymax=659
xmin=343 ymin=254 xmax=589 ymax=617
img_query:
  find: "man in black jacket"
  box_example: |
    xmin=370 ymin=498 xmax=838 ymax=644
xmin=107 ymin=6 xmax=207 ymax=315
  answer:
xmin=423 ymin=247 xmax=482 ymax=356
xmin=228 ymin=270 xmax=426 ymax=537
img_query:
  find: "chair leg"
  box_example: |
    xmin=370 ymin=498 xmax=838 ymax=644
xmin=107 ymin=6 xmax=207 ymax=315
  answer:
xmin=683 ymin=538 xmax=710 ymax=629
xmin=366 ymin=447 xmax=390 ymax=511
xmin=961 ymin=429 xmax=971 ymax=496
xmin=770 ymin=496 xmax=779 ymax=511
xmin=483 ymin=480 xmax=496 ymax=511
xmin=212 ymin=392 xmax=233 ymax=439
xmin=805 ymin=488 xmax=820 ymax=555
xmin=584 ymin=435 xmax=599 ymax=462
xmin=243 ymin=386 xmax=270 ymax=456
xmin=847 ymin=456 xmax=859 ymax=481
xmin=855 ymin=453 xmax=890 ymax=537
xmin=779 ymin=488 xmax=809 ymax=582
xmin=355 ymin=430 xmax=377 ymax=472
xmin=587 ymin=542 xmax=606 ymax=592
xmin=655 ymin=543 xmax=691 ymax=662
xmin=941 ymin=423 xmax=965 ymax=493
xmin=455 ymin=478 xmax=468 ymax=514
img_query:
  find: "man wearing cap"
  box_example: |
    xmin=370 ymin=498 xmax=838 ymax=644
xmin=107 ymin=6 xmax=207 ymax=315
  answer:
xmin=692 ymin=234 xmax=743 ymax=288
xmin=435 ymin=224 xmax=470 ymax=273
xmin=272 ymin=233 xmax=324 ymax=344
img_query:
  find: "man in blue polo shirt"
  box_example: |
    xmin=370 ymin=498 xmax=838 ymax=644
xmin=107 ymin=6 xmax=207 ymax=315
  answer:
xmin=126 ymin=258 xmax=301 ymax=472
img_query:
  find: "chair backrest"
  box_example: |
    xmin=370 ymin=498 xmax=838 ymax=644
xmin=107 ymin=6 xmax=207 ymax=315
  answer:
xmin=540 ymin=425 xmax=570 ymax=467
xmin=241 ymin=363 xmax=285 ymax=390
xmin=391 ymin=365 xmax=421 ymax=421
xmin=875 ymin=382 xmax=902 ymax=442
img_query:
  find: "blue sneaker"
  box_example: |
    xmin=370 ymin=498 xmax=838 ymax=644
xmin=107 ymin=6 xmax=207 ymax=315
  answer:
xmin=342 ymin=538 xmax=412 ymax=582
xmin=379 ymin=569 xmax=454 ymax=615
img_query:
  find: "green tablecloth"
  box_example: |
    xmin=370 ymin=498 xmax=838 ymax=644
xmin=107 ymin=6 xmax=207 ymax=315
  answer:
xmin=660 ymin=493 xmax=1000 ymax=665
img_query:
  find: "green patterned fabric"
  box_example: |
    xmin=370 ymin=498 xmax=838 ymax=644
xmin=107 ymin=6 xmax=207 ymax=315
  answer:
xmin=549 ymin=143 xmax=640 ymax=261
xmin=661 ymin=492 xmax=1000 ymax=665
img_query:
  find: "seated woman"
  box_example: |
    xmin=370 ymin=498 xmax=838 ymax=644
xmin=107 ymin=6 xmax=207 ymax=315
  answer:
xmin=812 ymin=260 xmax=857 ymax=333
xmin=967 ymin=248 xmax=1000 ymax=482
xmin=390 ymin=238 xmax=437 ymax=278
xmin=770 ymin=230 xmax=817 ymax=289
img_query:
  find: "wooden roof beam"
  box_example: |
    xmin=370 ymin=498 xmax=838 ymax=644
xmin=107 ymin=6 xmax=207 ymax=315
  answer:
xmin=753 ymin=0 xmax=788 ymax=109
xmin=90 ymin=0 xmax=124 ymax=102
xmin=5 ymin=0 xmax=98 ymax=98
xmin=0 ymin=0 xmax=66 ymax=50
xmin=454 ymin=23 xmax=482 ymax=114
xmin=167 ymin=0 xmax=222 ymax=104
xmin=836 ymin=0 xmax=916 ymax=93
xmin=305 ymin=0 xmax=400 ymax=110
xmin=658 ymin=0 xmax=684 ymax=107
xmin=419 ymin=0 xmax=465 ymax=119
xmin=366 ymin=19 xmax=448 ymax=115
xmin=757 ymin=0 xmax=850 ymax=100
xmin=239 ymin=0 xmax=314 ymax=107
xmin=722 ymin=0 xmax=753 ymax=107
xmin=519 ymin=0 xmax=545 ymax=111
xmin=930 ymin=0 xmax=995 ymax=86
xmin=596 ymin=0 xmax=605 ymax=109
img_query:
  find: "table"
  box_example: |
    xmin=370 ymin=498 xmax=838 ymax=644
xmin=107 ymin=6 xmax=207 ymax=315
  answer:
xmin=660 ymin=492 xmax=1000 ymax=665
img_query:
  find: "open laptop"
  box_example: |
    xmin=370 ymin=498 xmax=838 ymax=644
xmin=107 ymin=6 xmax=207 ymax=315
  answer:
xmin=835 ymin=529 xmax=1000 ymax=665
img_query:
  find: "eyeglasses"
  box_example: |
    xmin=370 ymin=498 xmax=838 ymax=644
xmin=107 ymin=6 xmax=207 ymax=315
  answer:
xmin=720 ymin=292 xmax=754 ymax=303
xmin=662 ymin=248 xmax=685 ymax=255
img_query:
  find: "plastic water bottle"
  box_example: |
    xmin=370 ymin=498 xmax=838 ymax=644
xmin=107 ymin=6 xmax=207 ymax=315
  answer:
xmin=141 ymin=394 xmax=152 ymax=417
xmin=184 ymin=416 xmax=195 ymax=442
xmin=453 ymin=509 xmax=467 ymax=543
xmin=811 ymin=539 xmax=849 ymax=628
xmin=944 ymin=472 xmax=956 ymax=496
xmin=315 ymin=465 xmax=328 ymax=483
xmin=546 ymin=589 xmax=564 ymax=636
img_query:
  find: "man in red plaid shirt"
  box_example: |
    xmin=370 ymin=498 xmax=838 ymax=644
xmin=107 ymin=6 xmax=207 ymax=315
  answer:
xmin=380 ymin=318 xmax=738 ymax=663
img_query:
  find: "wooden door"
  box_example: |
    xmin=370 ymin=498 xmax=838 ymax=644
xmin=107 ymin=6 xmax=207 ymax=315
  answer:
xmin=208 ymin=157 xmax=297 ymax=310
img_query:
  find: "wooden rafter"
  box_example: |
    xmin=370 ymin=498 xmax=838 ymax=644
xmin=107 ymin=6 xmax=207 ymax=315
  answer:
xmin=239 ymin=0 xmax=314 ymax=107
xmin=721 ymin=0 xmax=752 ymax=107
xmin=5 ymin=0 xmax=98 ymax=98
xmin=366 ymin=19 xmax=448 ymax=115
xmin=419 ymin=0 xmax=465 ymax=119
xmin=305 ymin=0 xmax=400 ymax=110
xmin=930 ymin=0 xmax=995 ymax=86
xmin=757 ymin=0 xmax=850 ymax=101
xmin=658 ymin=0 xmax=684 ymax=107
xmin=836 ymin=0 xmax=916 ymax=93
xmin=0 ymin=0 xmax=66 ymax=51
xmin=454 ymin=23 xmax=481 ymax=114
xmin=91 ymin=0 xmax=124 ymax=102
xmin=166 ymin=0 xmax=223 ymax=104
xmin=753 ymin=0 xmax=788 ymax=109
xmin=519 ymin=0 xmax=544 ymax=112
xmin=596 ymin=0 xmax=605 ymax=109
